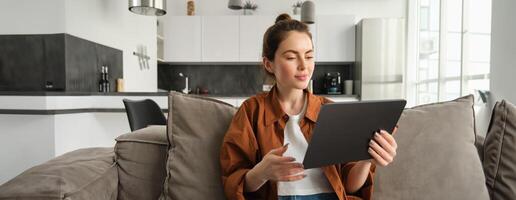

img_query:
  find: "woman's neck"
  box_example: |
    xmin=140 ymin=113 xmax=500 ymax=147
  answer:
xmin=276 ymin=83 xmax=306 ymax=116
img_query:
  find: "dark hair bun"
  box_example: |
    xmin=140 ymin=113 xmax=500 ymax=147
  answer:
xmin=275 ymin=13 xmax=292 ymax=24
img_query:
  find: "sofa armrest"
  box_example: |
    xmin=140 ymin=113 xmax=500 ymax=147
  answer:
xmin=115 ymin=125 xmax=168 ymax=200
xmin=0 ymin=147 xmax=117 ymax=200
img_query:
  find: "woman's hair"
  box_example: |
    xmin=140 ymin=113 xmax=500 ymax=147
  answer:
xmin=262 ymin=13 xmax=313 ymax=79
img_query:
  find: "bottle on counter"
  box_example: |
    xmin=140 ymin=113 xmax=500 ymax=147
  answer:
xmin=104 ymin=66 xmax=110 ymax=92
xmin=99 ymin=66 xmax=105 ymax=92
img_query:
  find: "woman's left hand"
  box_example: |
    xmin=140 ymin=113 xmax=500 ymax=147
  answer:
xmin=368 ymin=126 xmax=398 ymax=166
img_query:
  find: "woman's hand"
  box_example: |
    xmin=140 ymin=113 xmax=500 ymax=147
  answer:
xmin=244 ymin=144 xmax=305 ymax=192
xmin=368 ymin=126 xmax=398 ymax=166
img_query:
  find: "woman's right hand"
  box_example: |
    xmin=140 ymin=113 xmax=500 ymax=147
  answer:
xmin=244 ymin=144 xmax=306 ymax=192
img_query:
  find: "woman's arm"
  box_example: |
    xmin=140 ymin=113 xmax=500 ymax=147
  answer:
xmin=345 ymin=160 xmax=372 ymax=193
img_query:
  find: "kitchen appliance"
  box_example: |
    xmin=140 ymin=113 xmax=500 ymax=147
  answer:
xmin=129 ymin=0 xmax=166 ymax=16
xmin=355 ymin=18 xmax=406 ymax=100
xmin=323 ymin=72 xmax=342 ymax=94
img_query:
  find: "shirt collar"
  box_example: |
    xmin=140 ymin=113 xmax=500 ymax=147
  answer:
xmin=264 ymin=84 xmax=322 ymax=126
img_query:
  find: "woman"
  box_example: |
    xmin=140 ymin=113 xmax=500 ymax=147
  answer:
xmin=220 ymin=13 xmax=398 ymax=200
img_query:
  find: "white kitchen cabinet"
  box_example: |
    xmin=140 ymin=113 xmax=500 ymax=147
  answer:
xmin=239 ymin=16 xmax=275 ymax=62
xmin=202 ymin=16 xmax=240 ymax=62
xmin=315 ymin=15 xmax=355 ymax=62
xmin=163 ymin=16 xmax=202 ymax=62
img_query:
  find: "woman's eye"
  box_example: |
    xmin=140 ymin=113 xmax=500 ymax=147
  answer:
xmin=306 ymin=56 xmax=314 ymax=59
xmin=287 ymin=57 xmax=296 ymax=60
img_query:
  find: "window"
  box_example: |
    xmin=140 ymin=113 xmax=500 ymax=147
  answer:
xmin=413 ymin=0 xmax=492 ymax=105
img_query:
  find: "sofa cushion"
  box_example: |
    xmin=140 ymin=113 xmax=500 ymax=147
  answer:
xmin=0 ymin=147 xmax=117 ymax=200
xmin=372 ymin=95 xmax=489 ymax=200
xmin=162 ymin=92 xmax=237 ymax=200
xmin=115 ymin=125 xmax=168 ymax=200
xmin=483 ymin=100 xmax=516 ymax=199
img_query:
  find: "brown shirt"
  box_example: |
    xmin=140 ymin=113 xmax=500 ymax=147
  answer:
xmin=220 ymin=85 xmax=375 ymax=200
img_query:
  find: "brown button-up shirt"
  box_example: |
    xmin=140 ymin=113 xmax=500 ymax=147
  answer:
xmin=220 ymin=85 xmax=375 ymax=200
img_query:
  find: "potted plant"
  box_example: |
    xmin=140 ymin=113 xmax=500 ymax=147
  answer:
xmin=292 ymin=1 xmax=302 ymax=15
xmin=242 ymin=1 xmax=258 ymax=15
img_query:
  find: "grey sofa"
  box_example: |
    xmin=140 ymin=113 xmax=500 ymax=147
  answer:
xmin=0 ymin=125 xmax=168 ymax=200
xmin=0 ymin=94 xmax=515 ymax=200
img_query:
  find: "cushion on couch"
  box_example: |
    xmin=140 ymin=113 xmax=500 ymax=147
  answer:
xmin=0 ymin=147 xmax=117 ymax=200
xmin=483 ymin=100 xmax=516 ymax=199
xmin=372 ymin=95 xmax=490 ymax=200
xmin=161 ymin=92 xmax=237 ymax=200
xmin=115 ymin=125 xmax=168 ymax=200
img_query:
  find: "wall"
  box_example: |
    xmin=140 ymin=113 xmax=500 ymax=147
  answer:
xmin=64 ymin=0 xmax=157 ymax=92
xmin=0 ymin=0 xmax=65 ymax=34
xmin=166 ymin=0 xmax=407 ymax=20
xmin=490 ymin=0 xmax=516 ymax=104
xmin=0 ymin=0 xmax=157 ymax=92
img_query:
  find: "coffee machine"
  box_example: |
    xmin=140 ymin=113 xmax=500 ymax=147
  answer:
xmin=323 ymin=72 xmax=342 ymax=94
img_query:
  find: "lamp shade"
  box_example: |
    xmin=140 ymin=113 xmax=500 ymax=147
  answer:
xmin=228 ymin=0 xmax=243 ymax=10
xmin=301 ymin=0 xmax=315 ymax=24
xmin=129 ymin=0 xmax=167 ymax=16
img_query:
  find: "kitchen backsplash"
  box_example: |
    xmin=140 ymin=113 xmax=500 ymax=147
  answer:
xmin=158 ymin=63 xmax=354 ymax=96
xmin=0 ymin=34 xmax=122 ymax=92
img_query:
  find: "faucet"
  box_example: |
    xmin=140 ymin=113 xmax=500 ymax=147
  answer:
xmin=178 ymin=73 xmax=190 ymax=94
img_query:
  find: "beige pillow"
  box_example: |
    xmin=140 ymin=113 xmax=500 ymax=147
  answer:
xmin=161 ymin=92 xmax=237 ymax=200
xmin=115 ymin=125 xmax=168 ymax=200
xmin=483 ymin=100 xmax=516 ymax=199
xmin=372 ymin=95 xmax=489 ymax=200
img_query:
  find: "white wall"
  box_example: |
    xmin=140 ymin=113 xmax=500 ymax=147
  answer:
xmin=64 ymin=0 xmax=157 ymax=92
xmin=165 ymin=0 xmax=407 ymax=20
xmin=0 ymin=0 xmax=65 ymax=34
xmin=0 ymin=0 xmax=157 ymax=92
xmin=490 ymin=0 xmax=516 ymax=104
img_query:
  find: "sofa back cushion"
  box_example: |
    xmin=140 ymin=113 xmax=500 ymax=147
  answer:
xmin=115 ymin=125 xmax=168 ymax=200
xmin=162 ymin=92 xmax=237 ymax=200
xmin=483 ymin=100 xmax=516 ymax=199
xmin=372 ymin=95 xmax=490 ymax=200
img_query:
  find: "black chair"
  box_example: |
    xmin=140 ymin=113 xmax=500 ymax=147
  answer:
xmin=122 ymin=99 xmax=167 ymax=131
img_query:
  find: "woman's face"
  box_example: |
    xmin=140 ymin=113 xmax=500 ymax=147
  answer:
xmin=264 ymin=31 xmax=314 ymax=90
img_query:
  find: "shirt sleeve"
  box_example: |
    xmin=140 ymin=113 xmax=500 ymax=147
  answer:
xmin=220 ymin=101 xmax=260 ymax=200
xmin=341 ymin=162 xmax=376 ymax=200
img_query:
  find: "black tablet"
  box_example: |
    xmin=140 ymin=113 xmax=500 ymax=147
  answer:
xmin=302 ymin=100 xmax=406 ymax=169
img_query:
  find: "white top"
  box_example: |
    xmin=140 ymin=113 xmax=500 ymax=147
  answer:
xmin=277 ymin=97 xmax=334 ymax=196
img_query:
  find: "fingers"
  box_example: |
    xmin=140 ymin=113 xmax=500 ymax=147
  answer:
xmin=368 ymin=147 xmax=389 ymax=166
xmin=380 ymin=130 xmax=397 ymax=148
xmin=374 ymin=132 xmax=397 ymax=156
xmin=277 ymin=174 xmax=307 ymax=182
xmin=369 ymin=140 xmax=393 ymax=164
xmin=268 ymin=143 xmax=289 ymax=156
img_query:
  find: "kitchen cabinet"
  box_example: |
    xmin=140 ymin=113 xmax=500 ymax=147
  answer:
xmin=239 ymin=16 xmax=275 ymax=62
xmin=202 ymin=16 xmax=239 ymax=62
xmin=162 ymin=15 xmax=354 ymax=63
xmin=163 ymin=16 xmax=202 ymax=62
xmin=315 ymin=15 xmax=355 ymax=62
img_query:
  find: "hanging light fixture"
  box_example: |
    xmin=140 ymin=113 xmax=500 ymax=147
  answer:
xmin=129 ymin=0 xmax=167 ymax=16
xmin=228 ymin=0 xmax=243 ymax=10
xmin=301 ymin=0 xmax=315 ymax=24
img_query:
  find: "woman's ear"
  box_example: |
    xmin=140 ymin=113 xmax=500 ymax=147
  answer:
xmin=262 ymin=57 xmax=275 ymax=74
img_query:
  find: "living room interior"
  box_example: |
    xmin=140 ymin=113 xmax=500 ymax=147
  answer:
xmin=0 ymin=0 xmax=515 ymax=199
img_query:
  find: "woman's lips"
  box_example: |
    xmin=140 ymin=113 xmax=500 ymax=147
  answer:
xmin=295 ymin=75 xmax=308 ymax=81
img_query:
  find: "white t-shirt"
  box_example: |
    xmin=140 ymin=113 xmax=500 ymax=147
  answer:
xmin=277 ymin=98 xmax=334 ymax=196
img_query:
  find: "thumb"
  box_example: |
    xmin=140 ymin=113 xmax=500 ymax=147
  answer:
xmin=269 ymin=143 xmax=289 ymax=156
xmin=392 ymin=125 xmax=399 ymax=136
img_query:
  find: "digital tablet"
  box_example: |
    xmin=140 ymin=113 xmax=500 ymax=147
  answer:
xmin=302 ymin=100 xmax=406 ymax=169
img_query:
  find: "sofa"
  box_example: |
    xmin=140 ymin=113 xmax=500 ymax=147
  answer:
xmin=0 ymin=92 xmax=515 ymax=200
